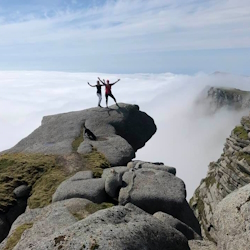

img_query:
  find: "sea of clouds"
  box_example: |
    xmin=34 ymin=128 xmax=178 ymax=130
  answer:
xmin=0 ymin=71 xmax=250 ymax=198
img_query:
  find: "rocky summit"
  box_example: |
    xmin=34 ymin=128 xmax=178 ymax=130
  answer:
xmin=197 ymin=86 xmax=250 ymax=113
xmin=4 ymin=103 xmax=156 ymax=166
xmin=190 ymin=112 xmax=250 ymax=247
xmin=0 ymin=103 xmax=203 ymax=250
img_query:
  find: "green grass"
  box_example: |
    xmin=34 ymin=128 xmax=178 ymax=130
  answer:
xmin=233 ymin=126 xmax=248 ymax=140
xmin=0 ymin=148 xmax=111 ymax=213
xmin=237 ymin=152 xmax=250 ymax=165
xmin=28 ymin=167 xmax=67 ymax=209
xmin=82 ymin=148 xmax=110 ymax=178
xmin=204 ymin=175 xmax=216 ymax=188
xmin=72 ymin=126 xmax=84 ymax=151
xmin=0 ymin=154 xmax=55 ymax=212
xmin=4 ymin=223 xmax=33 ymax=250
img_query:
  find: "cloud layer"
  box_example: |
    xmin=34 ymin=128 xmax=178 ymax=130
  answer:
xmin=0 ymin=70 xmax=250 ymax=198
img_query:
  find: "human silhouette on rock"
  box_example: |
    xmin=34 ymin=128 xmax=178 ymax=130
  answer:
xmin=88 ymin=81 xmax=104 ymax=107
xmin=98 ymin=77 xmax=120 ymax=108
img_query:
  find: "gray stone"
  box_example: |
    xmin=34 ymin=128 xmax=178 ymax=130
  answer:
xmin=188 ymin=240 xmax=217 ymax=250
xmin=132 ymin=160 xmax=176 ymax=175
xmin=212 ymin=184 xmax=250 ymax=249
xmin=119 ymin=168 xmax=201 ymax=235
xmin=154 ymin=211 xmax=202 ymax=240
xmin=0 ymin=198 xmax=94 ymax=250
xmin=68 ymin=170 xmax=93 ymax=181
xmin=4 ymin=104 xmax=156 ymax=167
xmin=52 ymin=174 xmax=106 ymax=203
xmin=13 ymin=185 xmax=30 ymax=198
xmin=102 ymin=166 xmax=128 ymax=179
xmin=105 ymin=170 xmax=122 ymax=198
xmin=77 ymin=142 xmax=92 ymax=154
xmin=12 ymin=204 xmax=190 ymax=250
xmin=79 ymin=135 xmax=135 ymax=166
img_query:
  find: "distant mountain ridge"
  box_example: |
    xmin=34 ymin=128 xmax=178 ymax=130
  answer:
xmin=197 ymin=86 xmax=250 ymax=113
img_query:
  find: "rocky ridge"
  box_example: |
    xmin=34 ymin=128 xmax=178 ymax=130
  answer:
xmin=0 ymin=160 xmax=202 ymax=250
xmin=4 ymin=103 xmax=156 ymax=166
xmin=197 ymin=86 xmax=250 ymax=113
xmin=0 ymin=103 xmax=156 ymax=244
xmin=190 ymin=113 xmax=250 ymax=245
xmin=0 ymin=103 xmax=204 ymax=249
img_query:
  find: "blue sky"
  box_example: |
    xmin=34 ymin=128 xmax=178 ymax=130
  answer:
xmin=0 ymin=0 xmax=250 ymax=74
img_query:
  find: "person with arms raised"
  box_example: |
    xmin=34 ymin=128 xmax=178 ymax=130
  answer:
xmin=98 ymin=77 xmax=120 ymax=108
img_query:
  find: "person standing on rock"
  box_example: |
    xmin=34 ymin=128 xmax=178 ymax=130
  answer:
xmin=88 ymin=81 xmax=104 ymax=107
xmin=98 ymin=77 xmax=120 ymax=108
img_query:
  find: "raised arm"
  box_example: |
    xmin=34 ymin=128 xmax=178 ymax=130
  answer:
xmin=110 ymin=79 xmax=120 ymax=85
xmin=98 ymin=77 xmax=106 ymax=85
xmin=88 ymin=82 xmax=96 ymax=87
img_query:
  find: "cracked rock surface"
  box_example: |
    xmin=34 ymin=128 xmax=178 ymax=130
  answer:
xmin=190 ymin=113 xmax=250 ymax=243
xmin=212 ymin=184 xmax=250 ymax=249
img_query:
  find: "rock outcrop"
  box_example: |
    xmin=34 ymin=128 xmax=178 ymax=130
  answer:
xmin=1 ymin=160 xmax=201 ymax=249
xmin=0 ymin=104 xmax=204 ymax=249
xmin=1 ymin=202 xmax=190 ymax=250
xmin=213 ymin=184 xmax=250 ymax=249
xmin=4 ymin=103 xmax=156 ymax=166
xmin=0 ymin=104 xmax=156 ymax=243
xmin=197 ymin=86 xmax=250 ymax=113
xmin=190 ymin=113 xmax=250 ymax=242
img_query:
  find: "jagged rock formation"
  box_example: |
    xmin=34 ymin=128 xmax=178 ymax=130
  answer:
xmin=5 ymin=103 xmax=156 ymax=166
xmin=190 ymin=113 xmax=250 ymax=243
xmin=0 ymin=103 xmax=203 ymax=249
xmin=0 ymin=104 xmax=156 ymax=244
xmin=1 ymin=161 xmax=201 ymax=250
xmin=197 ymin=86 xmax=250 ymax=113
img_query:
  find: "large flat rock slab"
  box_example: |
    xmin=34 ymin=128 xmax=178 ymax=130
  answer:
xmin=4 ymin=104 xmax=156 ymax=167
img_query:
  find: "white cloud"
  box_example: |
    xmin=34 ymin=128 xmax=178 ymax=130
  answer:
xmin=0 ymin=70 xmax=250 ymax=199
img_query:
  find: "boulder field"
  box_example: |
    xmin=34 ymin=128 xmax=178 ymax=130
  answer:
xmin=1 ymin=161 xmax=201 ymax=250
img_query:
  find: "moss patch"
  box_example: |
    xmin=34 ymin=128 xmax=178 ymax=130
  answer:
xmin=0 ymin=153 xmax=67 ymax=212
xmin=82 ymin=148 xmax=110 ymax=178
xmin=237 ymin=152 xmax=250 ymax=165
xmin=0 ymin=149 xmax=111 ymax=212
xmin=72 ymin=202 xmax=114 ymax=221
xmin=72 ymin=126 xmax=84 ymax=152
xmin=85 ymin=202 xmax=113 ymax=215
xmin=204 ymin=175 xmax=216 ymax=188
xmin=4 ymin=223 xmax=33 ymax=250
xmin=233 ymin=126 xmax=248 ymax=140
xmin=28 ymin=167 xmax=67 ymax=209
